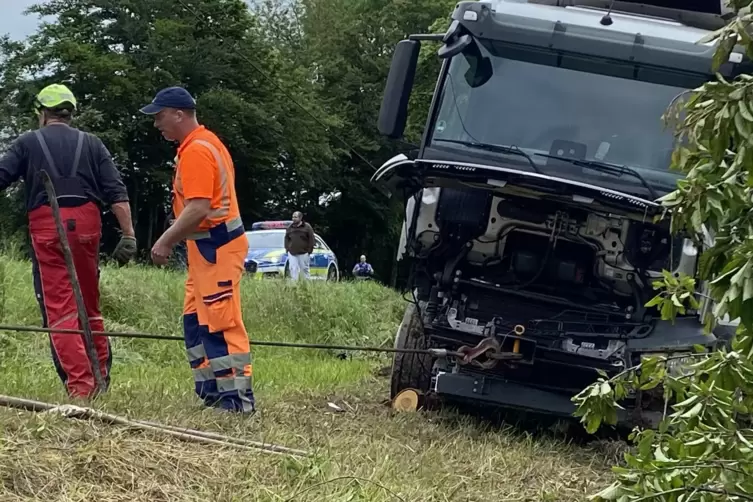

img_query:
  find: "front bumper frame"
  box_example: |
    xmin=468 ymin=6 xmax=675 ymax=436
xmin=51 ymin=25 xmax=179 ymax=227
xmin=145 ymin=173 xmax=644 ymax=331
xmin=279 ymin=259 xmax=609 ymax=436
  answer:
xmin=427 ymin=316 xmax=728 ymax=429
xmin=432 ymin=370 xmax=664 ymax=428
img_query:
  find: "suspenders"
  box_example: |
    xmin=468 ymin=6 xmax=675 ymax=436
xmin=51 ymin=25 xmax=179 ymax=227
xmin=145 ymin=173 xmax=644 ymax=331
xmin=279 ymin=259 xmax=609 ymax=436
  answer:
xmin=34 ymin=129 xmax=90 ymax=207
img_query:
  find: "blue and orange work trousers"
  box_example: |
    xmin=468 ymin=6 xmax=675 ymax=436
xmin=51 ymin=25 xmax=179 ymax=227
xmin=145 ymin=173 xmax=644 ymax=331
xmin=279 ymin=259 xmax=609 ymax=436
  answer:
xmin=182 ymin=218 xmax=254 ymax=412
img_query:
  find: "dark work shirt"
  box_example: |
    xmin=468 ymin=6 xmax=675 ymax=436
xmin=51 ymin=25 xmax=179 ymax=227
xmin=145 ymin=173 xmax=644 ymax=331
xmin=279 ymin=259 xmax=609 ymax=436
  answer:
xmin=0 ymin=123 xmax=129 ymax=212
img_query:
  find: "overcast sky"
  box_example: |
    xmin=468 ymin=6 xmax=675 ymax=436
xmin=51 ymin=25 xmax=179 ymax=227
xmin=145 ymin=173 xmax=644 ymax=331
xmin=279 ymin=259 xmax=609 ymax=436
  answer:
xmin=0 ymin=0 xmax=46 ymax=41
xmin=0 ymin=1 xmax=266 ymax=41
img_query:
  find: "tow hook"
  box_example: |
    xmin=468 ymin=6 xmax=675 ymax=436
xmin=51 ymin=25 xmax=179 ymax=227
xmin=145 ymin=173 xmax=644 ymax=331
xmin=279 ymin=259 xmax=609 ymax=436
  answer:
xmin=455 ymin=336 xmax=523 ymax=370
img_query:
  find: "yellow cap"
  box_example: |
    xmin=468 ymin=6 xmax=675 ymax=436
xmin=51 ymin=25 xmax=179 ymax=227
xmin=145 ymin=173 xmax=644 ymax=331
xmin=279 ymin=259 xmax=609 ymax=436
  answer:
xmin=35 ymin=84 xmax=77 ymax=111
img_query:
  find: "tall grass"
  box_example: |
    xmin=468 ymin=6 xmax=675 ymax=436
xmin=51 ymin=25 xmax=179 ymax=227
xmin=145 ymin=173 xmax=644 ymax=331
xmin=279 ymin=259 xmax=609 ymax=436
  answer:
xmin=0 ymin=255 xmax=616 ymax=502
xmin=0 ymin=255 xmax=404 ymax=406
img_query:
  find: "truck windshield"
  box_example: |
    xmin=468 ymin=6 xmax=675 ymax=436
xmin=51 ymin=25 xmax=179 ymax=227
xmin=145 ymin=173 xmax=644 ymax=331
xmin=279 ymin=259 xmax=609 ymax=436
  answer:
xmin=428 ymin=39 xmax=701 ymax=197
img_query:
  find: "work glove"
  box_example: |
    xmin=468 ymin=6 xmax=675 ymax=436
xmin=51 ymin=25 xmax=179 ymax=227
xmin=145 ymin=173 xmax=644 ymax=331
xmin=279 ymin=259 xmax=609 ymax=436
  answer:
xmin=113 ymin=235 xmax=137 ymax=264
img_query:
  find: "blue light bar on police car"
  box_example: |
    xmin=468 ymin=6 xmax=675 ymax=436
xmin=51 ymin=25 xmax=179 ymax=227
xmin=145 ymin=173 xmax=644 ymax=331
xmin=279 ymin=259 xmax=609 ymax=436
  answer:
xmin=250 ymin=220 xmax=293 ymax=230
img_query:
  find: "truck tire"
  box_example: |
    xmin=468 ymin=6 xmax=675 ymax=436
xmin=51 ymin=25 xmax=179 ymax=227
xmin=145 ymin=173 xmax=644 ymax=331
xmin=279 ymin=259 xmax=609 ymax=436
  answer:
xmin=390 ymin=302 xmax=435 ymax=400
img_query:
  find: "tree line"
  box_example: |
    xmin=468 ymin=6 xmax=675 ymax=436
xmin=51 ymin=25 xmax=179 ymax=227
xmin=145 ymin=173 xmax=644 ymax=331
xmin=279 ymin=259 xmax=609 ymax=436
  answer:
xmin=0 ymin=0 xmax=456 ymax=281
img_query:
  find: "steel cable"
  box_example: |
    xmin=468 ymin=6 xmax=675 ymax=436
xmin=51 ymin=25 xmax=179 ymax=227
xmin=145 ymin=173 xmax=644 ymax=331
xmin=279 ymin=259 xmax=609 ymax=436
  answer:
xmin=0 ymin=323 xmax=528 ymax=363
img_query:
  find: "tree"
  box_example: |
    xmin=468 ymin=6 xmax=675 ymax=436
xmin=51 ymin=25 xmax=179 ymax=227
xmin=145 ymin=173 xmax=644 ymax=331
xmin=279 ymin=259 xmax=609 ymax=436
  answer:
xmin=0 ymin=0 xmax=336 ymax=257
xmin=287 ymin=0 xmax=457 ymax=279
xmin=573 ymin=3 xmax=753 ymax=500
xmin=0 ymin=0 xmax=456 ymax=281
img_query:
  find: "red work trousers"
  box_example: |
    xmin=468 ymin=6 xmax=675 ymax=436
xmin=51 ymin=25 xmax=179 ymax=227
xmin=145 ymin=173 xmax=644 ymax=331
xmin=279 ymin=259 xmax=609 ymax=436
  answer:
xmin=29 ymin=201 xmax=111 ymax=399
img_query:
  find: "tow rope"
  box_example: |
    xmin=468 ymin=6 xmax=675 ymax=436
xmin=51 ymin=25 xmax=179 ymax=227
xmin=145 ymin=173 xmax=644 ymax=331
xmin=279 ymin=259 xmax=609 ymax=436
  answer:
xmin=0 ymin=323 xmax=525 ymax=363
xmin=0 ymin=394 xmax=309 ymax=457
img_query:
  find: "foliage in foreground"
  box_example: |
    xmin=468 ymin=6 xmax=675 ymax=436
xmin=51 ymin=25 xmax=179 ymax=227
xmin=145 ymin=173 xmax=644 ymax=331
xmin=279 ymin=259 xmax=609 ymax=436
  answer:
xmin=573 ymin=3 xmax=753 ymax=500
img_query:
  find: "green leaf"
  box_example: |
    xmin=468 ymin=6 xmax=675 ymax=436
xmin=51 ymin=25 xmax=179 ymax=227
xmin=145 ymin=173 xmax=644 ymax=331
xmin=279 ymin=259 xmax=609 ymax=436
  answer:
xmin=674 ymin=394 xmax=699 ymax=408
xmin=645 ymin=295 xmax=664 ymax=308
xmin=740 ymin=99 xmax=753 ymax=122
xmin=654 ymin=445 xmax=671 ymax=462
xmin=707 ymin=194 xmax=725 ymax=215
xmin=661 ymin=300 xmax=676 ymax=322
xmin=737 ymin=431 xmax=753 ymax=449
xmin=600 ymin=381 xmax=612 ymax=395
xmin=691 ymin=207 xmax=703 ymax=232
xmin=586 ymin=414 xmax=602 ymax=434
xmin=684 ymin=436 xmax=706 ymax=446
xmin=680 ymin=402 xmax=703 ymax=419
xmin=671 ymin=294 xmax=684 ymax=308
xmin=744 ymin=277 xmax=753 ymax=302
xmin=590 ymin=482 xmax=622 ymax=501
xmin=688 ymin=295 xmax=700 ymax=310
xmin=735 ymin=109 xmax=752 ymax=139
xmin=697 ymin=250 xmax=719 ymax=280
xmin=640 ymin=378 xmax=662 ymax=391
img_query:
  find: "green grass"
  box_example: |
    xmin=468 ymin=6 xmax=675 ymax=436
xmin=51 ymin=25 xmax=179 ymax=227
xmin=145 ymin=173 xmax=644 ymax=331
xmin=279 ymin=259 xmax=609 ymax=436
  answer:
xmin=0 ymin=255 xmax=618 ymax=501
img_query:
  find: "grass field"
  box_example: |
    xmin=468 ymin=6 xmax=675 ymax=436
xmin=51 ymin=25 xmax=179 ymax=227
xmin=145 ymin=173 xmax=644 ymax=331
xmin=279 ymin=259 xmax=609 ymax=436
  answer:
xmin=0 ymin=255 xmax=620 ymax=501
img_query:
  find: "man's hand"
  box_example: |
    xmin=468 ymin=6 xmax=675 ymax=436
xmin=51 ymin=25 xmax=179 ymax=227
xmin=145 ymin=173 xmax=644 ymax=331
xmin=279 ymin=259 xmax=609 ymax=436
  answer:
xmin=151 ymin=236 xmax=173 ymax=266
xmin=152 ymin=199 xmax=209 ymax=267
xmin=113 ymin=235 xmax=137 ymax=264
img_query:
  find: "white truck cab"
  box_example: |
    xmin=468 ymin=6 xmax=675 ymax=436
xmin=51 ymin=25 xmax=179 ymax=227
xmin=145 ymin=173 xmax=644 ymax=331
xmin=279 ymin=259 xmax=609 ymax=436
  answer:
xmin=372 ymin=0 xmax=747 ymax=426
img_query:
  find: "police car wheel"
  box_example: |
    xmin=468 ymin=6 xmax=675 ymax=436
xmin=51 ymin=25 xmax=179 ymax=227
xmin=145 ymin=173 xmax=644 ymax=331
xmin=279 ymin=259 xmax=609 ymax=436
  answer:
xmin=327 ymin=266 xmax=338 ymax=281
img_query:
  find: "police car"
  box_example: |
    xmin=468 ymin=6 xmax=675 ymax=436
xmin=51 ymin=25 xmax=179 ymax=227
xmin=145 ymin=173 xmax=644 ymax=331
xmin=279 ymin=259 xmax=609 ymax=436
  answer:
xmin=244 ymin=221 xmax=340 ymax=280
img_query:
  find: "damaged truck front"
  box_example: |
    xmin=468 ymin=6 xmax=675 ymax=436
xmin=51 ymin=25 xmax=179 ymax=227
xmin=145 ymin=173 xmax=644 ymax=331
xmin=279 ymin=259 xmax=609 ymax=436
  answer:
xmin=374 ymin=0 xmax=749 ymax=428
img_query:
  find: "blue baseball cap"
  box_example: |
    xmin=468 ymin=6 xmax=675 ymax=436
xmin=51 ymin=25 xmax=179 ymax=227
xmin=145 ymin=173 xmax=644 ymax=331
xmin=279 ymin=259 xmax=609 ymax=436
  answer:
xmin=139 ymin=86 xmax=196 ymax=115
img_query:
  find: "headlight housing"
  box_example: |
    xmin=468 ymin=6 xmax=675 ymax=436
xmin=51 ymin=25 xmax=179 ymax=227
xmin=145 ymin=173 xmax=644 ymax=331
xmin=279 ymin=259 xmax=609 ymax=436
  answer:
xmin=264 ymin=252 xmax=285 ymax=264
xmin=251 ymin=252 xmax=285 ymax=266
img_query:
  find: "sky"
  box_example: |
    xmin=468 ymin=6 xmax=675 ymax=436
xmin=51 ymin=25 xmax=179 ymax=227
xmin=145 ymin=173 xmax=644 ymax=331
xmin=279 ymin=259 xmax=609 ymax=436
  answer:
xmin=0 ymin=0 xmax=46 ymax=41
xmin=0 ymin=0 xmax=265 ymax=41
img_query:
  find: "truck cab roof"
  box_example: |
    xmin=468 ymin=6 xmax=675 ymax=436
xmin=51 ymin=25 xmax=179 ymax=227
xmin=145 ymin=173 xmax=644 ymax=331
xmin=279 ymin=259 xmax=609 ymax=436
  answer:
xmin=447 ymin=0 xmax=748 ymax=78
xmin=487 ymin=0 xmax=723 ymax=44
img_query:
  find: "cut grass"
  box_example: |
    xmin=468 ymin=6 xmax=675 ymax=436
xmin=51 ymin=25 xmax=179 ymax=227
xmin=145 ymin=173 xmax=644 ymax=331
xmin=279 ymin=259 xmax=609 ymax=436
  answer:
xmin=0 ymin=256 xmax=618 ymax=501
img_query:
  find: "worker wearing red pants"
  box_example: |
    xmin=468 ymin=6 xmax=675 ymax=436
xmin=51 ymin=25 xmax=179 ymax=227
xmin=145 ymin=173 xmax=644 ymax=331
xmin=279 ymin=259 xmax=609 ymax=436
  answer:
xmin=0 ymin=84 xmax=137 ymax=398
xmin=142 ymin=86 xmax=254 ymax=413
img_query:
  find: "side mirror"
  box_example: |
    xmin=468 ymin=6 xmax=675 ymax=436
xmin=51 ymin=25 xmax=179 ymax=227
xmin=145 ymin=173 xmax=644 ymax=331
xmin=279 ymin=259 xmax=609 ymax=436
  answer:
xmin=378 ymin=39 xmax=420 ymax=139
xmin=438 ymin=34 xmax=472 ymax=59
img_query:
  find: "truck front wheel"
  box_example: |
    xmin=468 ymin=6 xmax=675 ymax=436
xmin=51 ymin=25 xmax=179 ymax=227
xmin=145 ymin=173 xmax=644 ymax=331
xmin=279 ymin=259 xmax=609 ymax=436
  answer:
xmin=390 ymin=302 xmax=435 ymax=401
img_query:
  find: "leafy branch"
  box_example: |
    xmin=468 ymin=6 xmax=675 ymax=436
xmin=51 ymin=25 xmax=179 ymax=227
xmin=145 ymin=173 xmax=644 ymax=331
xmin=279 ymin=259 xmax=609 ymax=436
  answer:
xmin=573 ymin=7 xmax=753 ymax=493
xmin=645 ymin=271 xmax=701 ymax=324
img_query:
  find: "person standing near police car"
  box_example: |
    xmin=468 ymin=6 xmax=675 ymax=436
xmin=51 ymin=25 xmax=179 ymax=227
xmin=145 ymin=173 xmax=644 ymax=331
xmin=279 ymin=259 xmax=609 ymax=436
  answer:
xmin=285 ymin=211 xmax=314 ymax=281
xmin=0 ymin=83 xmax=137 ymax=399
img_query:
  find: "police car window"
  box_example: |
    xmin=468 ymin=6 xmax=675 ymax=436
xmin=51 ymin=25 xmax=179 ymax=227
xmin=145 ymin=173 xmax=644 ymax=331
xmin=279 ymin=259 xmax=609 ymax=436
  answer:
xmin=314 ymin=236 xmax=326 ymax=249
xmin=246 ymin=230 xmax=284 ymax=249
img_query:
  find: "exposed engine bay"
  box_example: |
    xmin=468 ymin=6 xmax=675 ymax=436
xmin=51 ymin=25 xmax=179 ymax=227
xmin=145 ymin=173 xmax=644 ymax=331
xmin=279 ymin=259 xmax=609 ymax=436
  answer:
xmin=399 ymin=186 xmax=702 ymax=392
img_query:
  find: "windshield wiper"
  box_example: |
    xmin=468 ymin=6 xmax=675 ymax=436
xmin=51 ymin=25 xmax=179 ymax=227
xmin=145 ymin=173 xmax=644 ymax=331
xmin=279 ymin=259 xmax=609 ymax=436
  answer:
xmin=533 ymin=153 xmax=658 ymax=200
xmin=433 ymin=139 xmax=542 ymax=173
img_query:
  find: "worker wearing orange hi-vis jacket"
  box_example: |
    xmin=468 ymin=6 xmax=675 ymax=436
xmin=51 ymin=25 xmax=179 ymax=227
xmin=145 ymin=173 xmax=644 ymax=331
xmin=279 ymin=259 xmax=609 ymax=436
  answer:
xmin=141 ymin=86 xmax=254 ymax=413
